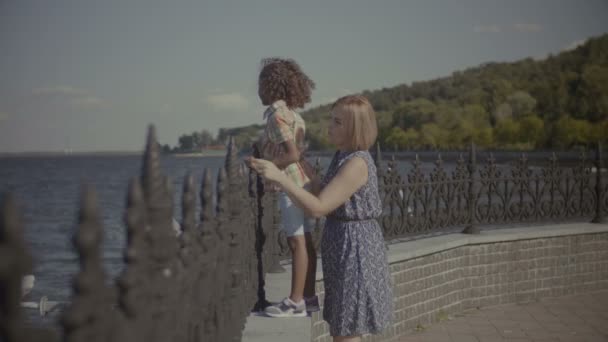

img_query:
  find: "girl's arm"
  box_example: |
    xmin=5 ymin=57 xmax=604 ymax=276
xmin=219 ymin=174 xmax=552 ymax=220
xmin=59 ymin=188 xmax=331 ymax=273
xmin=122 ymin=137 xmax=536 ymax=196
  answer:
xmin=272 ymin=140 xmax=300 ymax=169
xmin=300 ymin=158 xmax=321 ymax=195
xmin=248 ymin=156 xmax=368 ymax=218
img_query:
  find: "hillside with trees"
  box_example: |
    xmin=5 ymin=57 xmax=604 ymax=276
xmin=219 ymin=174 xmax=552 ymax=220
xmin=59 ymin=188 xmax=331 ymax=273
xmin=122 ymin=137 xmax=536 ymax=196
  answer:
xmin=302 ymin=33 xmax=608 ymax=151
xmin=170 ymin=33 xmax=608 ymax=152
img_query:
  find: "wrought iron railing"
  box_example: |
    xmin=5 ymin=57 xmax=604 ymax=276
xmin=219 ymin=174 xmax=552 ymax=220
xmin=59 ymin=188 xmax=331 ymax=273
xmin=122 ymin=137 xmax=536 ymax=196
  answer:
xmin=270 ymin=143 xmax=606 ymax=255
xmin=0 ymin=126 xmax=273 ymax=342
xmin=375 ymin=142 xmax=607 ymax=240
xmin=1 ymin=128 xmax=606 ymax=342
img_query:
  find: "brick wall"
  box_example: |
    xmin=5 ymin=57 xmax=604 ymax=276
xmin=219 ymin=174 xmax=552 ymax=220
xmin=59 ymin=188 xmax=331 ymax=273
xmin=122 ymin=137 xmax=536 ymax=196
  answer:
xmin=311 ymin=232 xmax=608 ymax=342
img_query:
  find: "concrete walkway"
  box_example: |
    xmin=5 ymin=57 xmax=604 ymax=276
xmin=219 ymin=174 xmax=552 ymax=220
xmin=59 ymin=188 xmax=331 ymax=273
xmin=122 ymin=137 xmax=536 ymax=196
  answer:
xmin=400 ymin=290 xmax=608 ymax=342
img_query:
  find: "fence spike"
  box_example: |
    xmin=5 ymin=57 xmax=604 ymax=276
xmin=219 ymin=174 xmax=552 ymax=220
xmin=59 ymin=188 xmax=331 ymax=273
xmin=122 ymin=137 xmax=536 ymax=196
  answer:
xmin=200 ymin=169 xmax=214 ymax=223
xmin=62 ymin=185 xmax=113 ymax=341
xmin=0 ymin=194 xmax=35 ymax=342
xmin=118 ymin=178 xmax=147 ymax=319
xmin=225 ymin=136 xmax=239 ymax=183
xmin=141 ymin=125 xmax=164 ymax=204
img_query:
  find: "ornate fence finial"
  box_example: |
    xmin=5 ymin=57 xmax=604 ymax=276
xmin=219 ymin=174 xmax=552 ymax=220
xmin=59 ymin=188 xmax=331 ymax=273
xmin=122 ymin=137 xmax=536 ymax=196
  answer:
xmin=435 ymin=153 xmax=443 ymax=168
xmin=374 ymin=142 xmax=383 ymax=166
xmin=117 ymin=178 xmax=147 ymax=320
xmin=200 ymin=169 xmax=214 ymax=223
xmin=180 ymin=173 xmax=197 ymax=265
xmin=224 ymin=136 xmax=239 ymax=183
xmin=62 ymin=185 xmax=114 ymax=342
xmin=142 ymin=125 xmax=164 ymax=203
xmin=181 ymin=173 xmax=196 ymax=233
xmin=140 ymin=125 xmax=175 ymax=259
xmin=216 ymin=168 xmax=228 ymax=220
xmin=453 ymin=153 xmax=467 ymax=179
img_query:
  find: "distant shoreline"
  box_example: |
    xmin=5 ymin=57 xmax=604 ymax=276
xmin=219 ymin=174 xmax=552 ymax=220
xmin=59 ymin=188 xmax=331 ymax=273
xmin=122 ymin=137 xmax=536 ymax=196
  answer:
xmin=172 ymin=151 xmax=227 ymax=157
xmin=0 ymin=150 xmax=229 ymax=158
xmin=0 ymin=151 xmax=143 ymax=157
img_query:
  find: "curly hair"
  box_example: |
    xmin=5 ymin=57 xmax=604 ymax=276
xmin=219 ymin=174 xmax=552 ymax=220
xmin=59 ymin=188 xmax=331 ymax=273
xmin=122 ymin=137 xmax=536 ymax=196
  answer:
xmin=258 ymin=57 xmax=316 ymax=109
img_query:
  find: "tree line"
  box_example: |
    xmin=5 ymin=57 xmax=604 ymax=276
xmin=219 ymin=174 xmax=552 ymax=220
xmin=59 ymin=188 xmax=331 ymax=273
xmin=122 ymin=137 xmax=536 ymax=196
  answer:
xmin=303 ymin=33 xmax=608 ymax=151
xmin=170 ymin=33 xmax=608 ymax=152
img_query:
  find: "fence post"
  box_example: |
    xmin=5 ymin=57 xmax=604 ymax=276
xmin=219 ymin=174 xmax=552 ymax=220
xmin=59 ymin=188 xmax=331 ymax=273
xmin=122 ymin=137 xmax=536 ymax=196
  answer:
xmin=251 ymin=145 xmax=275 ymax=312
xmin=592 ymin=141 xmax=605 ymax=224
xmin=267 ymin=192 xmax=285 ymax=273
xmin=374 ymin=142 xmax=383 ymax=180
xmin=463 ymin=142 xmax=479 ymax=234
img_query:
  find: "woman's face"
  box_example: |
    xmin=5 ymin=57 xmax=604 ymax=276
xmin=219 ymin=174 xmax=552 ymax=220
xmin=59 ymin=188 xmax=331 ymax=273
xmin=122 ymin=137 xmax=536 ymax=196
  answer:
xmin=328 ymin=108 xmax=348 ymax=150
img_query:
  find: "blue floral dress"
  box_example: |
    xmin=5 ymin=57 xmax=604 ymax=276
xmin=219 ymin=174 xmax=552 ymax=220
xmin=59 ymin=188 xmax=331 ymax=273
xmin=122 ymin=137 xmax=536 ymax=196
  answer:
xmin=320 ymin=150 xmax=393 ymax=336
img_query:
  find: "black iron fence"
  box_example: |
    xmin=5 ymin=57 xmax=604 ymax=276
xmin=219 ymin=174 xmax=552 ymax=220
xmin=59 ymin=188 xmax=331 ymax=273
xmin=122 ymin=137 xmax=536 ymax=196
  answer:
xmin=0 ymin=126 xmax=274 ymax=342
xmin=272 ymin=142 xmax=607 ymax=259
xmin=1 ymin=126 xmax=606 ymax=342
xmin=375 ymin=142 xmax=606 ymax=240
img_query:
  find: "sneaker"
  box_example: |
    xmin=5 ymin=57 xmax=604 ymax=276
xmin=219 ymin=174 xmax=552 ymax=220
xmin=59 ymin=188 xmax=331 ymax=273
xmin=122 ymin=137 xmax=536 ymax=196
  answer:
xmin=304 ymin=295 xmax=320 ymax=312
xmin=265 ymin=297 xmax=307 ymax=318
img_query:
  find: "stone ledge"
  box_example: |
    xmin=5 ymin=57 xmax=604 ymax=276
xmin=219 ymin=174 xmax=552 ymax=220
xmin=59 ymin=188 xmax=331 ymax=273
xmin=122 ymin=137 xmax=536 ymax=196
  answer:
xmin=386 ymin=223 xmax=608 ymax=268
xmin=243 ymin=222 xmax=608 ymax=342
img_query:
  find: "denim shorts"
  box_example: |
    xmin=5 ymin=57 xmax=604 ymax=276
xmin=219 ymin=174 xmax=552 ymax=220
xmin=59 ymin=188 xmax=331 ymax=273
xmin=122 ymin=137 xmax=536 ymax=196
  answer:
xmin=278 ymin=191 xmax=314 ymax=237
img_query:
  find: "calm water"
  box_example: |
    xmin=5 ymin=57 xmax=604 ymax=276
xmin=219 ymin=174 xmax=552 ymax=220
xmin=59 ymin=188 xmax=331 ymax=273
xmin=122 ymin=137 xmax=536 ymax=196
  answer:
xmin=0 ymin=151 xmax=558 ymax=324
xmin=0 ymin=154 xmax=235 ymax=323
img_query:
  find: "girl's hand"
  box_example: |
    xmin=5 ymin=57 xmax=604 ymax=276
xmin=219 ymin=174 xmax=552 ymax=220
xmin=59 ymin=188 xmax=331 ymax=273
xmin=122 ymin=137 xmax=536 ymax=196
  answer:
xmin=246 ymin=157 xmax=284 ymax=183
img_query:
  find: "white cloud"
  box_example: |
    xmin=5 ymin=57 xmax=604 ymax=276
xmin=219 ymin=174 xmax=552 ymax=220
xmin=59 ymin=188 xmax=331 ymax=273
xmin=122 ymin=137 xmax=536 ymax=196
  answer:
xmin=206 ymin=92 xmax=249 ymax=111
xmin=563 ymin=39 xmax=587 ymax=51
xmin=32 ymin=86 xmax=87 ymax=96
xmin=513 ymin=23 xmax=542 ymax=32
xmin=474 ymin=25 xmax=501 ymax=33
xmin=319 ymin=88 xmax=354 ymax=105
xmin=321 ymin=97 xmax=338 ymax=104
xmin=70 ymin=96 xmax=105 ymax=109
xmin=31 ymin=85 xmax=107 ymax=109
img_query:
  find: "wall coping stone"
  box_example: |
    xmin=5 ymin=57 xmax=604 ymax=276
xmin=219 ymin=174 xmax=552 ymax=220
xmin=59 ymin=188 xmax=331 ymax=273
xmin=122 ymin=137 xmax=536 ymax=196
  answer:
xmin=242 ymin=222 xmax=608 ymax=342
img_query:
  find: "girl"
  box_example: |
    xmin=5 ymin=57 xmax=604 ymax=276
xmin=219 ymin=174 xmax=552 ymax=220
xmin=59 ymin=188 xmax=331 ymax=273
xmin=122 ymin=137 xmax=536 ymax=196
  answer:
xmin=256 ymin=57 xmax=319 ymax=317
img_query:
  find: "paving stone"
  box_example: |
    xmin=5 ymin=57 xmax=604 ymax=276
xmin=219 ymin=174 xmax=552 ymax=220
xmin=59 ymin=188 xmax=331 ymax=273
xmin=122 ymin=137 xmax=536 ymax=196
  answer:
xmin=402 ymin=291 xmax=608 ymax=342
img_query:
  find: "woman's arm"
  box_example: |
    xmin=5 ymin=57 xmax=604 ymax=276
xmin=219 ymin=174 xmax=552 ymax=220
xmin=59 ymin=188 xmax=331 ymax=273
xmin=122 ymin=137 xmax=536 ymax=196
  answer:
xmin=248 ymin=156 xmax=368 ymax=218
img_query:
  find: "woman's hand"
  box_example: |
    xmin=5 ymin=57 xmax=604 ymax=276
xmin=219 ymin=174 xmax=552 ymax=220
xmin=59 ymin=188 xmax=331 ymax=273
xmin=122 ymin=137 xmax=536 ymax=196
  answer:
xmin=246 ymin=157 xmax=285 ymax=183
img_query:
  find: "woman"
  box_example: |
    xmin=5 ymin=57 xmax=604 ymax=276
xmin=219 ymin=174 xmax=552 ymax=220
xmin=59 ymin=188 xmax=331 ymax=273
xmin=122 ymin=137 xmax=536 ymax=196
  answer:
xmin=248 ymin=95 xmax=393 ymax=342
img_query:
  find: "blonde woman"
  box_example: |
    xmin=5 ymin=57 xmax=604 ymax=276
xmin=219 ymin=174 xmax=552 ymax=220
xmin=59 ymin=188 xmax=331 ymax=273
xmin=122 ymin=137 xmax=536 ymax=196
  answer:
xmin=248 ymin=95 xmax=393 ymax=342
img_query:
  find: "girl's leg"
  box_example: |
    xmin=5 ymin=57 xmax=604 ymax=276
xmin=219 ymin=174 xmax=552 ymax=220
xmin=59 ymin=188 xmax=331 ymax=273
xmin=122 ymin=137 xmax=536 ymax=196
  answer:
xmin=287 ymin=235 xmax=308 ymax=302
xmin=303 ymin=232 xmax=317 ymax=298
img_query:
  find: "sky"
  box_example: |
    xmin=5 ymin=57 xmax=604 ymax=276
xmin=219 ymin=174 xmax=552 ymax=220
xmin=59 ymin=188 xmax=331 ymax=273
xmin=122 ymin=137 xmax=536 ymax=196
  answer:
xmin=1 ymin=0 xmax=607 ymax=153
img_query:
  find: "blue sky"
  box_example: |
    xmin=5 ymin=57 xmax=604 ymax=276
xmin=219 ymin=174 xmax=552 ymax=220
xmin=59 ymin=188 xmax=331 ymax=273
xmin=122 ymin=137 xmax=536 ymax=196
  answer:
xmin=1 ymin=0 xmax=607 ymax=152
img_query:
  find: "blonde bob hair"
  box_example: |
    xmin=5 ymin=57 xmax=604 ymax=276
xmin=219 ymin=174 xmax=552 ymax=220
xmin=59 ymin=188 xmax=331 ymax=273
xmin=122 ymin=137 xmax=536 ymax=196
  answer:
xmin=331 ymin=95 xmax=378 ymax=151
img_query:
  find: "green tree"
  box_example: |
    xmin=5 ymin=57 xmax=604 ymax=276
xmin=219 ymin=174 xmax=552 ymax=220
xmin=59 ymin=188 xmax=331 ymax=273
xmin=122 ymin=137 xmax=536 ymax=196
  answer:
xmin=506 ymin=91 xmax=537 ymax=119
xmin=552 ymin=116 xmax=593 ymax=148
xmin=495 ymin=118 xmax=520 ymax=146
xmin=577 ymin=65 xmax=608 ymax=121
xmin=391 ymin=98 xmax=437 ymax=129
xmin=178 ymin=134 xmax=195 ymax=151
xmin=518 ymin=116 xmax=545 ymax=147
xmin=418 ymin=123 xmax=449 ymax=149
xmin=385 ymin=127 xmax=419 ymax=150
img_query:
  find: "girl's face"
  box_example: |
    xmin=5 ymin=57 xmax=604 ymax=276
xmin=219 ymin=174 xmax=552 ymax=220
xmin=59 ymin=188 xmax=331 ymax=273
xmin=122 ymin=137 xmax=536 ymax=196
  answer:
xmin=328 ymin=108 xmax=349 ymax=150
